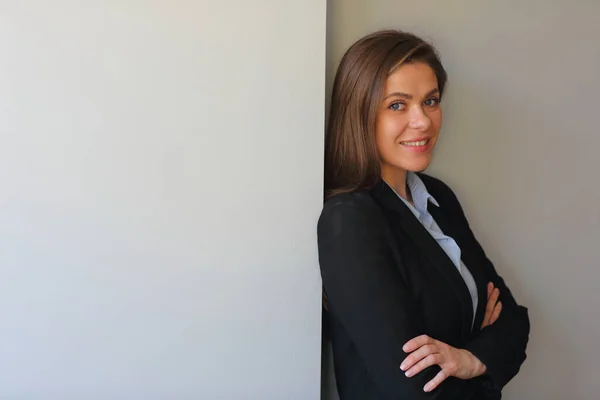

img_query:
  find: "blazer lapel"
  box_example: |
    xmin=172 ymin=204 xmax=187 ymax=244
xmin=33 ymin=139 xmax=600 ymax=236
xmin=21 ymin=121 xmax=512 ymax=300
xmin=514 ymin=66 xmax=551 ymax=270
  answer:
xmin=428 ymin=204 xmax=487 ymax=331
xmin=371 ymin=182 xmax=474 ymax=338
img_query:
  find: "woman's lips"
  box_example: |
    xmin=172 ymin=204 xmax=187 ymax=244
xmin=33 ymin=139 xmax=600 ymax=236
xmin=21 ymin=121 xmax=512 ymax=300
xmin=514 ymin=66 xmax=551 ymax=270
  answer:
xmin=399 ymin=138 xmax=431 ymax=152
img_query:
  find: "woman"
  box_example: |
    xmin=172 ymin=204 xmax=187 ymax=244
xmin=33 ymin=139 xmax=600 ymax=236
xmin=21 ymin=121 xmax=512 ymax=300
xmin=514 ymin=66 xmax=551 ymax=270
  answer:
xmin=318 ymin=30 xmax=530 ymax=400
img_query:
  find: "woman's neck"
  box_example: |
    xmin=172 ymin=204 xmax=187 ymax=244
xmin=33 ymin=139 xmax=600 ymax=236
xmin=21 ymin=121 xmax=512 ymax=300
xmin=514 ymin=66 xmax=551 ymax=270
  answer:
xmin=381 ymin=166 xmax=412 ymax=203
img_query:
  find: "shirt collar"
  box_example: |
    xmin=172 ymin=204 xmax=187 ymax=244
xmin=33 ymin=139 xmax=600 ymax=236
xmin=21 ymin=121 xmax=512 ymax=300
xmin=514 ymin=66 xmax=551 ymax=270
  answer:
xmin=406 ymin=172 xmax=439 ymax=215
xmin=382 ymin=172 xmax=439 ymax=217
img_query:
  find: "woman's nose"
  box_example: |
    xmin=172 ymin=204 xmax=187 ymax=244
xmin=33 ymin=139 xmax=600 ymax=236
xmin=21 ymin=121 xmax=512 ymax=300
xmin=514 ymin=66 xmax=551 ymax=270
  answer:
xmin=408 ymin=106 xmax=431 ymax=131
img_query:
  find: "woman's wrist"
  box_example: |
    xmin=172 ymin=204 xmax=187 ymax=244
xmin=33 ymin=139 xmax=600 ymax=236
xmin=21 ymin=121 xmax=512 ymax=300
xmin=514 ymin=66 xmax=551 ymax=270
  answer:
xmin=462 ymin=349 xmax=487 ymax=378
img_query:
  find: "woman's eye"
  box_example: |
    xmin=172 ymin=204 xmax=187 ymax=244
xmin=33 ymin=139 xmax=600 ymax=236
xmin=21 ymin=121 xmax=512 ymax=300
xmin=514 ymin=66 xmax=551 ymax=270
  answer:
xmin=424 ymin=98 xmax=440 ymax=107
xmin=389 ymin=102 xmax=406 ymax=111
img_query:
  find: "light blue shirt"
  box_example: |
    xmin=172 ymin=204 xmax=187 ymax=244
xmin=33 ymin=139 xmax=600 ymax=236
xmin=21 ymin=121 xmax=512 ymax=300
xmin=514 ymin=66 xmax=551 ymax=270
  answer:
xmin=386 ymin=172 xmax=478 ymax=328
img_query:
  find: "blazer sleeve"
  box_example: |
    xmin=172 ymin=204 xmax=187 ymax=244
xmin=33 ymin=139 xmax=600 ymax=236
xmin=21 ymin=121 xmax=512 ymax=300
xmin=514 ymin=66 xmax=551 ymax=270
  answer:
xmin=318 ymin=198 xmax=481 ymax=400
xmin=443 ymin=185 xmax=531 ymax=389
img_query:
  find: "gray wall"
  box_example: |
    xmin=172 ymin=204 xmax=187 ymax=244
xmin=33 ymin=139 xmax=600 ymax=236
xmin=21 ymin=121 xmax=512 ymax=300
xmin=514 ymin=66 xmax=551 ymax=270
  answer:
xmin=0 ymin=1 xmax=325 ymax=398
xmin=324 ymin=1 xmax=600 ymax=399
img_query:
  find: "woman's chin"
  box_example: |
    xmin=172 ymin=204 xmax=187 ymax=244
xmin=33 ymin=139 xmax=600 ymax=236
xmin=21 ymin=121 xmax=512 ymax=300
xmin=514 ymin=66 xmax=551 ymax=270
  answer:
xmin=403 ymin=158 xmax=433 ymax=173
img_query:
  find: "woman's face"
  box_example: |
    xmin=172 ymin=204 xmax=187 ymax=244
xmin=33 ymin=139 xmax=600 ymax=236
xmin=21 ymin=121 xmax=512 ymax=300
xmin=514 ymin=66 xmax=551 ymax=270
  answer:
xmin=375 ymin=62 xmax=442 ymax=179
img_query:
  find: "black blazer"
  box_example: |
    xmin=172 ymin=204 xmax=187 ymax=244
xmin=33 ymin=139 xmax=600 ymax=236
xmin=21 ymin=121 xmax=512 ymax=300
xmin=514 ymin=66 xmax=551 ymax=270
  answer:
xmin=318 ymin=174 xmax=530 ymax=400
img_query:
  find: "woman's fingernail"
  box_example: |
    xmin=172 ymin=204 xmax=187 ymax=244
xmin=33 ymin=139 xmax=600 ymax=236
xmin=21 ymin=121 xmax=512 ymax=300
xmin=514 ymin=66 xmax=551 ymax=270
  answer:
xmin=424 ymin=384 xmax=432 ymax=392
xmin=405 ymin=370 xmax=413 ymax=377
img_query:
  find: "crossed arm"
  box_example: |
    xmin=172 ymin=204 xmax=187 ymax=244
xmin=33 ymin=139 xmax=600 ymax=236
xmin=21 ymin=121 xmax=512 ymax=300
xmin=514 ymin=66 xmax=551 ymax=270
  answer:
xmin=318 ymin=199 xmax=529 ymax=399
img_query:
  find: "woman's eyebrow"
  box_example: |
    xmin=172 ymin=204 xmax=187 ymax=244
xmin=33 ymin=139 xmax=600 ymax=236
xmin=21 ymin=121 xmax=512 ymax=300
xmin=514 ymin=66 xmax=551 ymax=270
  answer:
xmin=384 ymin=88 xmax=439 ymax=100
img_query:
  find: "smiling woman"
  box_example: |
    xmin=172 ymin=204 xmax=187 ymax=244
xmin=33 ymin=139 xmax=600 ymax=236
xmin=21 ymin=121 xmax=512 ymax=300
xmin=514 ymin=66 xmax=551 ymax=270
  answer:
xmin=318 ymin=30 xmax=530 ymax=400
xmin=377 ymin=63 xmax=442 ymax=190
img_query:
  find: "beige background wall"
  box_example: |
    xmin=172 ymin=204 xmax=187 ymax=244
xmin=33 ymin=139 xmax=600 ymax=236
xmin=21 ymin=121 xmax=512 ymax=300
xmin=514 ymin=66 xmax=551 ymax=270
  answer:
xmin=0 ymin=1 xmax=325 ymax=398
xmin=324 ymin=1 xmax=600 ymax=399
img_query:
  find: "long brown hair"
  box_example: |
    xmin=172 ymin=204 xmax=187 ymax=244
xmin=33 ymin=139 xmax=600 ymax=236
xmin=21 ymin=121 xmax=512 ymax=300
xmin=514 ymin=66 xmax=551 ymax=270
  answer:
xmin=324 ymin=30 xmax=448 ymax=199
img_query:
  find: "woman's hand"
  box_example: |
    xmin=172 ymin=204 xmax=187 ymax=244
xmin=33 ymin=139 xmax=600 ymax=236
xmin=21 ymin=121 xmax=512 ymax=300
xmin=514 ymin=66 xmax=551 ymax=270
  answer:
xmin=482 ymin=282 xmax=502 ymax=329
xmin=400 ymin=282 xmax=502 ymax=392
xmin=400 ymin=335 xmax=487 ymax=392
